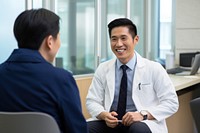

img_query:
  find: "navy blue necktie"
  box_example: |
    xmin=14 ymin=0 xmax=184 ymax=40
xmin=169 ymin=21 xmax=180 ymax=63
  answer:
xmin=117 ymin=65 xmax=128 ymax=120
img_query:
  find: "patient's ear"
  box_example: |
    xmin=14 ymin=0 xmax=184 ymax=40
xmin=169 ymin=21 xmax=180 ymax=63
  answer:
xmin=46 ymin=35 xmax=54 ymax=50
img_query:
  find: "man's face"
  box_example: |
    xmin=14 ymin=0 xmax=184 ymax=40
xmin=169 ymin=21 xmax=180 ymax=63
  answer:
xmin=110 ymin=26 xmax=139 ymax=64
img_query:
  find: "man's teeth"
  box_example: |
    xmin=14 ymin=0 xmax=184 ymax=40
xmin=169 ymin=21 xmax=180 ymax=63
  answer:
xmin=117 ymin=49 xmax=124 ymax=52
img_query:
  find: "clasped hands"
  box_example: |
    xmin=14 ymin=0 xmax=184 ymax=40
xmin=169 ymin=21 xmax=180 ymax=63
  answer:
xmin=99 ymin=111 xmax=143 ymax=128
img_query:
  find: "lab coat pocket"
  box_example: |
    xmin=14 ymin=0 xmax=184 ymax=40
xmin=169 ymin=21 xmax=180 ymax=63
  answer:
xmin=137 ymin=83 xmax=156 ymax=106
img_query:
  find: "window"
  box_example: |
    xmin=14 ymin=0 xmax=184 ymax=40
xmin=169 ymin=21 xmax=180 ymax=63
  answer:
xmin=56 ymin=0 xmax=95 ymax=75
xmin=0 ymin=0 xmax=166 ymax=76
xmin=130 ymin=0 xmax=145 ymax=57
xmin=159 ymin=0 xmax=173 ymax=59
xmin=100 ymin=0 xmax=127 ymax=62
xmin=32 ymin=0 xmax=42 ymax=8
xmin=0 ymin=0 xmax=25 ymax=63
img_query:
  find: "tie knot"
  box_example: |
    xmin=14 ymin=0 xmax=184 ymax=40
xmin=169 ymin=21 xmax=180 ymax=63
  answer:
xmin=121 ymin=65 xmax=128 ymax=72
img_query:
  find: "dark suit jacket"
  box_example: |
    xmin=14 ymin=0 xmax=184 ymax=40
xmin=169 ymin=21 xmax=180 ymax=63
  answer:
xmin=0 ymin=48 xmax=88 ymax=133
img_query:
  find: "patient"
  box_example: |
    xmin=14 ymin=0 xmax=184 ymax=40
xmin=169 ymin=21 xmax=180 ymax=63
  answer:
xmin=0 ymin=8 xmax=88 ymax=133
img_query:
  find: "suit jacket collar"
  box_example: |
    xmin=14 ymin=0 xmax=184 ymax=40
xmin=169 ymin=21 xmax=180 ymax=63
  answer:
xmin=6 ymin=48 xmax=47 ymax=63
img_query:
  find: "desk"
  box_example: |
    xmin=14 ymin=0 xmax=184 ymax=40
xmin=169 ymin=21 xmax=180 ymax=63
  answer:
xmin=169 ymin=74 xmax=200 ymax=91
xmin=167 ymin=74 xmax=200 ymax=133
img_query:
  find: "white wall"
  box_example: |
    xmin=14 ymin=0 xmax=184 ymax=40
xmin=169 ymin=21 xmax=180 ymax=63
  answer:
xmin=175 ymin=0 xmax=200 ymax=65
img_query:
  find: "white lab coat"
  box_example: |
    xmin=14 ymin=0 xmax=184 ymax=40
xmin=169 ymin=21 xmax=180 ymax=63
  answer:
xmin=86 ymin=52 xmax=179 ymax=133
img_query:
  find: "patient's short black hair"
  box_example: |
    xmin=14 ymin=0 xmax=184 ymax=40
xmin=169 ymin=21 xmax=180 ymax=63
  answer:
xmin=14 ymin=8 xmax=60 ymax=50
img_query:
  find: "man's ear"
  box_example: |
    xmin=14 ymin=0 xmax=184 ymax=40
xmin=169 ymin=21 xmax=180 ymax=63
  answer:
xmin=46 ymin=35 xmax=53 ymax=50
xmin=134 ymin=35 xmax=139 ymax=42
xmin=132 ymin=35 xmax=139 ymax=44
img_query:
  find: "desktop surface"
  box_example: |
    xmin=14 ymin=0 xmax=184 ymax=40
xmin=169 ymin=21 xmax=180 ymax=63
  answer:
xmin=169 ymin=73 xmax=200 ymax=91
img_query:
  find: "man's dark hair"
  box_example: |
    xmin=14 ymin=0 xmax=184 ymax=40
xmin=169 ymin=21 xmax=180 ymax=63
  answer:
xmin=13 ymin=8 xmax=60 ymax=50
xmin=108 ymin=18 xmax=137 ymax=39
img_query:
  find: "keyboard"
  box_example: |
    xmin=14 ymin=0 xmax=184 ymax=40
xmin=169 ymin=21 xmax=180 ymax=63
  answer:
xmin=167 ymin=67 xmax=190 ymax=74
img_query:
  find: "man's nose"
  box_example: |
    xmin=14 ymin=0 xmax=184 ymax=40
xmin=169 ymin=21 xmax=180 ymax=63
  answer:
xmin=116 ymin=39 xmax=123 ymax=46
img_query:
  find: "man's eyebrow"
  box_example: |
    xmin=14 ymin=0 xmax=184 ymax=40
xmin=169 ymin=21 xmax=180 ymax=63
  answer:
xmin=111 ymin=36 xmax=117 ymax=38
xmin=111 ymin=35 xmax=127 ymax=38
xmin=120 ymin=35 xmax=127 ymax=37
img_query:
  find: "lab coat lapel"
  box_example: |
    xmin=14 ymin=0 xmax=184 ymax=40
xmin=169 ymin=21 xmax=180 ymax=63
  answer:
xmin=132 ymin=53 xmax=146 ymax=109
xmin=133 ymin=53 xmax=146 ymax=89
xmin=106 ymin=59 xmax=116 ymax=103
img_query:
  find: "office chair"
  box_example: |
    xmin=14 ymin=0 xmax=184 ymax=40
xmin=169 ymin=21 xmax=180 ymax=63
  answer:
xmin=190 ymin=97 xmax=200 ymax=133
xmin=0 ymin=112 xmax=60 ymax=133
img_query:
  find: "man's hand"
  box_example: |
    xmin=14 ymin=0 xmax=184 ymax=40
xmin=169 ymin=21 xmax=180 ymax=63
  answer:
xmin=122 ymin=111 xmax=154 ymax=126
xmin=97 ymin=111 xmax=119 ymax=128
xmin=122 ymin=112 xmax=143 ymax=126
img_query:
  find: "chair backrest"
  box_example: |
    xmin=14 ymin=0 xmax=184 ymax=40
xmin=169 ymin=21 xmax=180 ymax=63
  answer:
xmin=0 ymin=112 xmax=60 ymax=133
xmin=190 ymin=97 xmax=200 ymax=133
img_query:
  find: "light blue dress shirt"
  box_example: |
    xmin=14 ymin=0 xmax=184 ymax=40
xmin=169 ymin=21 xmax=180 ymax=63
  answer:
xmin=110 ymin=53 xmax=137 ymax=112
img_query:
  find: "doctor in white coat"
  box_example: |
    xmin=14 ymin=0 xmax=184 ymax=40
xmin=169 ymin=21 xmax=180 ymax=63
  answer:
xmin=86 ymin=18 xmax=179 ymax=133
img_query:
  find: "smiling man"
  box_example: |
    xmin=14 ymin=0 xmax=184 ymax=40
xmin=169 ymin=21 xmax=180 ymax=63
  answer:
xmin=86 ymin=18 xmax=179 ymax=133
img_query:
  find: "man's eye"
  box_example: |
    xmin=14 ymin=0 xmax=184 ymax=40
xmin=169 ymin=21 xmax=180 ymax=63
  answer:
xmin=111 ymin=38 xmax=117 ymax=41
xmin=121 ymin=37 xmax=126 ymax=41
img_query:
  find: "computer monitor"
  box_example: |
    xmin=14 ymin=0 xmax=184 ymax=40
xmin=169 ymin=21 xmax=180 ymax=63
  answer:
xmin=167 ymin=53 xmax=200 ymax=76
xmin=190 ymin=54 xmax=200 ymax=75
xmin=180 ymin=52 xmax=200 ymax=67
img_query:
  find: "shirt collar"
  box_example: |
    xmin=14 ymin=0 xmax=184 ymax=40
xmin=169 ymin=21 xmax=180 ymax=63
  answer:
xmin=116 ymin=52 xmax=137 ymax=71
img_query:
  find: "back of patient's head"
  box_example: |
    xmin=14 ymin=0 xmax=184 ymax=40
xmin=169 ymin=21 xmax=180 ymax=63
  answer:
xmin=108 ymin=18 xmax=137 ymax=39
xmin=14 ymin=8 xmax=60 ymax=50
